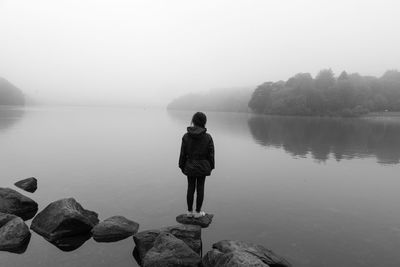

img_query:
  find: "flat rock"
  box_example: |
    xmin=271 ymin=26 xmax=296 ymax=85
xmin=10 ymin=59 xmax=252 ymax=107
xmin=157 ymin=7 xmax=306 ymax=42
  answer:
xmin=31 ymin=198 xmax=99 ymax=241
xmin=133 ymin=224 xmax=202 ymax=264
xmin=92 ymin=216 xmax=139 ymax=242
xmin=14 ymin=177 xmax=37 ymax=193
xmin=142 ymin=232 xmax=201 ymax=267
xmin=0 ymin=212 xmax=31 ymax=252
xmin=0 ymin=187 xmax=38 ymax=220
xmin=176 ymin=213 xmax=214 ymax=228
xmin=202 ymin=240 xmax=292 ymax=267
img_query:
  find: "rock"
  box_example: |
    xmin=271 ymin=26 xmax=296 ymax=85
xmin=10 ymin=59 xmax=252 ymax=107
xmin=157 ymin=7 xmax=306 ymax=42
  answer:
xmin=30 ymin=198 xmax=99 ymax=241
xmin=0 ymin=212 xmax=31 ymax=252
xmin=14 ymin=177 xmax=37 ymax=193
xmin=202 ymin=240 xmax=292 ymax=267
xmin=176 ymin=213 xmax=214 ymax=228
xmin=0 ymin=187 xmax=38 ymax=220
xmin=133 ymin=229 xmax=161 ymax=264
xmin=142 ymin=232 xmax=201 ymax=267
xmin=92 ymin=216 xmax=139 ymax=242
xmin=133 ymin=224 xmax=202 ymax=264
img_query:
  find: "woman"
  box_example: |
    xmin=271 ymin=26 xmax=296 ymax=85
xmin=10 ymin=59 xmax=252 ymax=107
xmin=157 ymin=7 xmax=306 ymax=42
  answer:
xmin=179 ymin=112 xmax=215 ymax=218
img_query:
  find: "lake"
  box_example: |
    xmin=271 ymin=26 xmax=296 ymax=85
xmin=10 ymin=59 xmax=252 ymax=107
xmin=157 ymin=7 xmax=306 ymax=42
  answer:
xmin=0 ymin=106 xmax=399 ymax=267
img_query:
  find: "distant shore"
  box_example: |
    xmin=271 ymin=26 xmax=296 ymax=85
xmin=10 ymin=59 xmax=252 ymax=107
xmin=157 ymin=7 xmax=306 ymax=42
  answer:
xmin=363 ymin=111 xmax=400 ymax=117
xmin=168 ymin=108 xmax=400 ymax=119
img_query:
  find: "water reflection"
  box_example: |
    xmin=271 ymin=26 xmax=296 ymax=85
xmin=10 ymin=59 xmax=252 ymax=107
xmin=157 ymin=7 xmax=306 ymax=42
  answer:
xmin=248 ymin=115 xmax=400 ymax=164
xmin=49 ymin=234 xmax=92 ymax=252
xmin=0 ymin=107 xmax=24 ymax=131
xmin=132 ymin=247 xmax=141 ymax=266
xmin=168 ymin=110 xmax=400 ymax=164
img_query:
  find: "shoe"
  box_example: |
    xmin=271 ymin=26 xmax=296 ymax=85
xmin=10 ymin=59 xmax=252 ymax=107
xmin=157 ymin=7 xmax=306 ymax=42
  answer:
xmin=186 ymin=211 xmax=194 ymax=217
xmin=194 ymin=211 xmax=206 ymax=218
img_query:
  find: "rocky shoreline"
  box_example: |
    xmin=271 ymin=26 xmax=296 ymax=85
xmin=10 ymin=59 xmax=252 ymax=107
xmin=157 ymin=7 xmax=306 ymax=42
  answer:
xmin=0 ymin=177 xmax=292 ymax=266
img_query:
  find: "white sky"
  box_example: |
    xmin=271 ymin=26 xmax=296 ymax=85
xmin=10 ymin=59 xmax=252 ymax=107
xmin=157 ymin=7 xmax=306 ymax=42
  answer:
xmin=0 ymin=0 xmax=399 ymax=106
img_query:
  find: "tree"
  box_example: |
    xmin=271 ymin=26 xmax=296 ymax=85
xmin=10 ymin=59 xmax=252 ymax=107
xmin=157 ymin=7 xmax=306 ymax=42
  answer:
xmin=381 ymin=70 xmax=400 ymax=82
xmin=0 ymin=77 xmax=25 ymax=105
xmin=247 ymin=69 xmax=400 ymax=117
xmin=338 ymin=71 xmax=349 ymax=80
xmin=248 ymin=82 xmax=274 ymax=113
xmin=315 ymin=69 xmax=335 ymax=90
xmin=286 ymin=73 xmax=313 ymax=89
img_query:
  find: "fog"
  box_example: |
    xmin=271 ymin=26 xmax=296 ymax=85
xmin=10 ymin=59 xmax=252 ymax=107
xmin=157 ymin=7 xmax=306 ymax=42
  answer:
xmin=0 ymin=0 xmax=399 ymax=107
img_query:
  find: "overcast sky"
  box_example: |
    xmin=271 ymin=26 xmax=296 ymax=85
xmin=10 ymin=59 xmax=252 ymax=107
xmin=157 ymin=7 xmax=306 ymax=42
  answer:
xmin=0 ymin=0 xmax=399 ymax=106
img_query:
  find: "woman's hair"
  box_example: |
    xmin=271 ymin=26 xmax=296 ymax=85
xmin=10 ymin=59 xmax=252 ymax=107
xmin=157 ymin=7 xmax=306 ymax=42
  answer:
xmin=191 ymin=112 xmax=207 ymax=127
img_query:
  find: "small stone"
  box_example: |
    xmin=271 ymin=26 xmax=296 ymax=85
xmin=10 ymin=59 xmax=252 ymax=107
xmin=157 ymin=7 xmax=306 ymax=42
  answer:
xmin=14 ymin=177 xmax=37 ymax=193
xmin=0 ymin=212 xmax=31 ymax=252
xmin=202 ymin=240 xmax=292 ymax=267
xmin=31 ymin=198 xmax=99 ymax=241
xmin=92 ymin=216 xmax=139 ymax=242
xmin=142 ymin=232 xmax=201 ymax=267
xmin=0 ymin=187 xmax=38 ymax=220
xmin=176 ymin=213 xmax=214 ymax=228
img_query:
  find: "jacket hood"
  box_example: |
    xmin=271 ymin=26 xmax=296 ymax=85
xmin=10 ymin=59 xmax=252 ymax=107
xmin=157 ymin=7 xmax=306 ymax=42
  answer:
xmin=187 ymin=126 xmax=207 ymax=138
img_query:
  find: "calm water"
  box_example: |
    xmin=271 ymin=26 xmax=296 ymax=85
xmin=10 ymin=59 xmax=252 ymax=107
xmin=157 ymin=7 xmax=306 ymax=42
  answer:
xmin=0 ymin=106 xmax=399 ymax=267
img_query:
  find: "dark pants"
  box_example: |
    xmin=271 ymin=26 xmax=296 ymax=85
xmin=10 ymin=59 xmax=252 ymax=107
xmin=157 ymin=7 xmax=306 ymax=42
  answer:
xmin=186 ymin=176 xmax=206 ymax=212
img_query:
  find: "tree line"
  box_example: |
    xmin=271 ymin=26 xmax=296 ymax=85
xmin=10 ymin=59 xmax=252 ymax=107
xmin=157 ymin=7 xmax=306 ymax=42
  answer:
xmin=167 ymin=87 xmax=252 ymax=112
xmin=248 ymin=69 xmax=400 ymax=116
xmin=0 ymin=77 xmax=25 ymax=106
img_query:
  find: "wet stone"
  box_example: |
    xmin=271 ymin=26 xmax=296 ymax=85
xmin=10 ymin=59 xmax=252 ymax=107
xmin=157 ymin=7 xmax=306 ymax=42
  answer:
xmin=14 ymin=177 xmax=38 ymax=193
xmin=176 ymin=213 xmax=214 ymax=228
xmin=142 ymin=232 xmax=201 ymax=267
xmin=92 ymin=216 xmax=139 ymax=242
xmin=202 ymin=240 xmax=292 ymax=267
xmin=0 ymin=187 xmax=38 ymax=220
xmin=0 ymin=212 xmax=31 ymax=252
xmin=133 ymin=224 xmax=202 ymax=265
xmin=31 ymin=198 xmax=99 ymax=242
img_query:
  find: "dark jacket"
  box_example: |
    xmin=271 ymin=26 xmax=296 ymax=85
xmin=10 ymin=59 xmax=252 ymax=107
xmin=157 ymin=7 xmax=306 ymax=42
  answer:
xmin=179 ymin=126 xmax=215 ymax=177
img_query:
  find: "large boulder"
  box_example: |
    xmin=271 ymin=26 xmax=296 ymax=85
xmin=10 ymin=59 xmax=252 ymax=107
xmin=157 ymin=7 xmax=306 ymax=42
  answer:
xmin=92 ymin=216 xmax=139 ymax=242
xmin=133 ymin=224 xmax=202 ymax=264
xmin=30 ymin=198 xmax=99 ymax=241
xmin=202 ymin=240 xmax=292 ymax=267
xmin=142 ymin=232 xmax=201 ymax=267
xmin=176 ymin=213 xmax=214 ymax=228
xmin=0 ymin=212 xmax=31 ymax=252
xmin=14 ymin=177 xmax=37 ymax=193
xmin=0 ymin=187 xmax=38 ymax=220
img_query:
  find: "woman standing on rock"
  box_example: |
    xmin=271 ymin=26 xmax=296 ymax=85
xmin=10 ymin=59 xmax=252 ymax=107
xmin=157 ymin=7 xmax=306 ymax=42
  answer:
xmin=179 ymin=112 xmax=215 ymax=218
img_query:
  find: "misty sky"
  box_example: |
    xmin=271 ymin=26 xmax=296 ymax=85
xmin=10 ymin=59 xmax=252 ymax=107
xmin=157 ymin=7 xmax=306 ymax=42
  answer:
xmin=0 ymin=0 xmax=399 ymax=106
